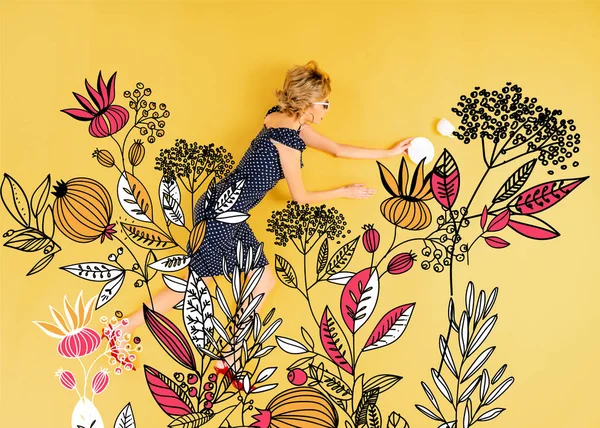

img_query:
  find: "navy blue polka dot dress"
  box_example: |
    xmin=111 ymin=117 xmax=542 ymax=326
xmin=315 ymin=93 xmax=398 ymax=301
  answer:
xmin=189 ymin=105 xmax=306 ymax=277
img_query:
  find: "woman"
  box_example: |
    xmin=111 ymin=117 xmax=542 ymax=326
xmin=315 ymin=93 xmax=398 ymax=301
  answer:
xmin=122 ymin=60 xmax=413 ymax=373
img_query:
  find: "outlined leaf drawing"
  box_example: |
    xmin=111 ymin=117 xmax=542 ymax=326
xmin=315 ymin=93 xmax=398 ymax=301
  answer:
xmin=274 ymin=254 xmax=298 ymax=289
xmin=143 ymin=366 xmax=194 ymax=417
xmin=114 ymin=402 xmax=136 ymax=428
xmin=148 ymin=254 xmax=190 ymax=272
xmin=214 ymin=178 xmax=245 ymax=214
xmin=121 ymin=222 xmax=176 ymax=250
xmin=117 ymin=171 xmax=153 ymax=222
xmin=159 ymin=177 xmax=182 ymax=226
xmin=507 ymin=214 xmax=560 ymax=240
xmin=183 ymin=271 xmax=214 ymax=350
xmin=508 ymin=176 xmax=589 ymax=215
xmin=320 ymin=306 xmax=353 ymax=374
xmin=492 ymin=158 xmax=537 ymax=203
xmin=325 ymin=236 xmax=359 ymax=275
xmin=363 ymin=303 xmax=415 ymax=351
xmin=431 ymin=149 xmax=460 ymax=209
xmin=1 ymin=173 xmax=31 ymax=227
xmin=340 ymin=267 xmax=380 ymax=332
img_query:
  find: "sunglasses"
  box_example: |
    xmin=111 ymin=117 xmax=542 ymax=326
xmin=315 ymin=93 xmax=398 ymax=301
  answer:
xmin=312 ymin=99 xmax=330 ymax=110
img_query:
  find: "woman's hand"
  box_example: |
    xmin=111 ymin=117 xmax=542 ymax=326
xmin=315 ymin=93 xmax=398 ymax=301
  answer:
xmin=389 ymin=137 xmax=414 ymax=157
xmin=341 ymin=183 xmax=376 ymax=199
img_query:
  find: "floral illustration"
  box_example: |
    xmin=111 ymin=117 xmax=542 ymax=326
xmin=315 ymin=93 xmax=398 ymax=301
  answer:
xmin=2 ymin=74 xmax=589 ymax=427
xmin=33 ymin=290 xmax=141 ymax=427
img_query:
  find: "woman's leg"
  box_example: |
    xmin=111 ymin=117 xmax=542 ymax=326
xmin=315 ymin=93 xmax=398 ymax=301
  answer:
xmin=121 ymin=274 xmax=214 ymax=336
xmin=223 ymin=263 xmax=277 ymax=373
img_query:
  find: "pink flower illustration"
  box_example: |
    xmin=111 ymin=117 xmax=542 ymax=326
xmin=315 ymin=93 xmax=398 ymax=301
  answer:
xmin=33 ymin=291 xmax=102 ymax=358
xmin=60 ymin=70 xmax=129 ymax=137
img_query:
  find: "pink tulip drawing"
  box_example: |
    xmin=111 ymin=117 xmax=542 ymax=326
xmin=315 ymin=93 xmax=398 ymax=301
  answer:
xmin=61 ymin=70 xmax=129 ymax=138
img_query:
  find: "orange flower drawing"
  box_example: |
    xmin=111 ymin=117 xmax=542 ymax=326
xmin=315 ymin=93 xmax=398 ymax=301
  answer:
xmin=33 ymin=291 xmax=101 ymax=358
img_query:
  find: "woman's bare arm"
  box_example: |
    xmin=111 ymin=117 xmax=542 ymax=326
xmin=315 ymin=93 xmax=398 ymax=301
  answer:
xmin=271 ymin=140 xmax=375 ymax=205
xmin=299 ymin=126 xmax=413 ymax=159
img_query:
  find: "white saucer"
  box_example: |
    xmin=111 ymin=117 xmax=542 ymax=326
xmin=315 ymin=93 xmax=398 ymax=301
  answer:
xmin=408 ymin=137 xmax=435 ymax=165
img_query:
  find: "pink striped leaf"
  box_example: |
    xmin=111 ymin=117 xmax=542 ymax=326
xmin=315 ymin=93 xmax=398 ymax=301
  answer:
xmin=507 ymin=215 xmax=560 ymax=240
xmin=509 ymin=176 xmax=589 ymax=215
xmin=144 ymin=365 xmax=194 ymax=417
xmin=363 ymin=303 xmax=415 ymax=351
xmin=480 ymin=205 xmax=488 ymax=231
xmin=340 ymin=267 xmax=379 ymax=333
xmin=484 ymin=236 xmax=510 ymax=249
xmin=320 ymin=306 xmax=353 ymax=374
xmin=487 ymin=210 xmax=510 ymax=232
xmin=431 ymin=149 xmax=460 ymax=209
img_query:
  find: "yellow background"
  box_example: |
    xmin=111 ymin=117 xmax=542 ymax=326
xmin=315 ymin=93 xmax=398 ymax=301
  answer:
xmin=1 ymin=0 xmax=599 ymax=427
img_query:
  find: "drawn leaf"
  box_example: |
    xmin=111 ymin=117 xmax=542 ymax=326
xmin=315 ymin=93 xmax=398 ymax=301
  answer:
xmin=1 ymin=173 xmax=30 ymax=227
xmin=27 ymin=252 xmax=55 ymax=275
xmin=431 ymin=149 xmax=460 ymax=209
xmin=320 ymin=306 xmax=353 ymax=374
xmin=214 ymin=211 xmax=249 ymax=224
xmin=507 ymin=214 xmax=560 ymax=240
xmin=363 ymin=374 xmax=403 ymax=395
xmin=414 ymin=404 xmax=442 ymax=421
xmin=214 ymin=179 xmax=245 ymax=213
xmin=275 ymin=336 xmax=308 ymax=354
xmin=341 ymin=267 xmax=380 ymax=332
xmin=308 ymin=363 xmax=352 ymax=401
xmin=486 ymin=209 xmax=510 ymax=232
xmin=376 ymin=161 xmax=400 ymax=196
xmin=421 ymin=381 xmax=441 ymax=412
xmin=459 ymin=312 xmax=469 ymax=356
xmin=41 ymin=205 xmax=55 ymax=239
xmin=431 ymin=369 xmax=453 ymax=404
xmin=492 ymin=158 xmax=537 ymax=203
xmin=188 ymin=220 xmax=207 ymax=253
xmin=149 ymin=254 xmax=190 ymax=272
xmin=356 ymin=389 xmax=379 ymax=426
xmin=328 ymin=271 xmax=355 ymax=285
xmin=4 ymin=228 xmax=51 ymax=252
xmin=480 ymin=205 xmax=488 ymax=230
xmin=61 ymin=262 xmax=123 ymax=281
xmin=439 ymin=335 xmax=458 ymax=378
xmin=484 ymin=377 xmax=514 ymax=405
xmin=114 ymin=402 xmax=136 ymax=428
xmin=325 ymin=236 xmax=359 ymax=275
xmin=31 ymin=174 xmax=51 ymax=217
xmin=366 ymin=404 xmax=382 ymax=428
xmin=484 ymin=236 xmax=510 ymax=249
xmin=363 ymin=303 xmax=415 ymax=351
xmin=144 ymin=365 xmax=194 ymax=417
xmin=316 ymin=238 xmax=329 ymax=274
xmin=118 ymin=171 xmax=153 ymax=222
xmin=121 ymin=222 xmax=175 ymax=250
xmin=467 ymin=315 xmax=497 ymax=357
xmin=183 ymin=271 xmax=214 ymax=350
xmin=508 ymin=176 xmax=589 ymax=215
xmin=476 ymin=408 xmax=505 ymax=422
xmin=462 ymin=347 xmax=495 ymax=383
xmin=97 ymin=272 xmax=126 ymax=309
xmin=162 ymin=193 xmax=185 ymax=227
xmin=168 ymin=410 xmax=214 ymax=427
xmin=459 ymin=376 xmax=480 ymax=403
xmin=159 ymin=177 xmax=181 ymax=226
xmin=274 ymin=255 xmax=298 ymax=289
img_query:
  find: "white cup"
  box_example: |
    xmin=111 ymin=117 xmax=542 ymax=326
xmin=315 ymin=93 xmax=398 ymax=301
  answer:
xmin=407 ymin=137 xmax=435 ymax=165
xmin=437 ymin=118 xmax=456 ymax=138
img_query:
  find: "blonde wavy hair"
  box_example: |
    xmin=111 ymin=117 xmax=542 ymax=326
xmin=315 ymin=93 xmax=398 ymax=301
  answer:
xmin=273 ymin=60 xmax=332 ymax=119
